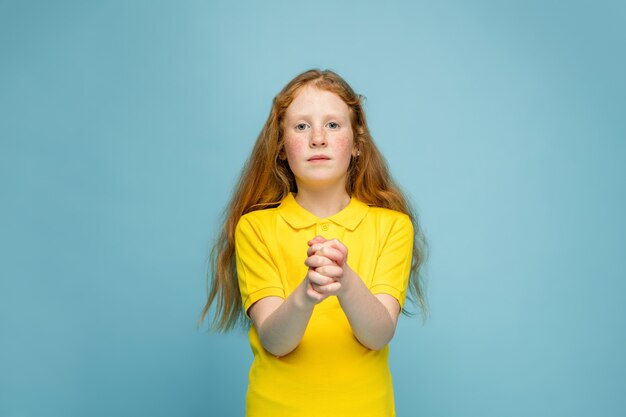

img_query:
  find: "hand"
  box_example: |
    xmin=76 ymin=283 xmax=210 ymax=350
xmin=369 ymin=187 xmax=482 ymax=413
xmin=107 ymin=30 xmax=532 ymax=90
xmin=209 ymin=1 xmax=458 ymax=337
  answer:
xmin=307 ymin=236 xmax=348 ymax=266
xmin=303 ymin=236 xmax=350 ymax=301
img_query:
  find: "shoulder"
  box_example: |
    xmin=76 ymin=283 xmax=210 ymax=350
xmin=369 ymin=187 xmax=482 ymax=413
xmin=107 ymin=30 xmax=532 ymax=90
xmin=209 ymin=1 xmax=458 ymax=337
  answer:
xmin=365 ymin=206 xmax=413 ymax=230
xmin=239 ymin=206 xmax=280 ymax=224
xmin=235 ymin=207 xmax=280 ymax=237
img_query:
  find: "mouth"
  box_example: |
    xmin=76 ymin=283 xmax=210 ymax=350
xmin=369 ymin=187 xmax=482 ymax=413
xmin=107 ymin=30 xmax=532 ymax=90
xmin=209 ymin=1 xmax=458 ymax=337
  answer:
xmin=308 ymin=155 xmax=331 ymax=161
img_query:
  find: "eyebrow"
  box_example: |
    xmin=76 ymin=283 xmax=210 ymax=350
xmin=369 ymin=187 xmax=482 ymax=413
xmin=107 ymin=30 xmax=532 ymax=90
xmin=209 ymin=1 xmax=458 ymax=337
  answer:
xmin=285 ymin=113 xmax=348 ymax=120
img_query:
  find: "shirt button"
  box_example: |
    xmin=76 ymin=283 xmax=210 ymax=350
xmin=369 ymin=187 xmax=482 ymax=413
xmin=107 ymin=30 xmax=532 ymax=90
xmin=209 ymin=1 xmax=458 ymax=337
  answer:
xmin=321 ymin=223 xmax=329 ymax=231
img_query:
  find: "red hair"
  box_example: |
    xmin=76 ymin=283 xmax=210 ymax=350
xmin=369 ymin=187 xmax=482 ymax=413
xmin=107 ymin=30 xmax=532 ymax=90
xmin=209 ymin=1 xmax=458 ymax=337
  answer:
xmin=200 ymin=69 xmax=427 ymax=331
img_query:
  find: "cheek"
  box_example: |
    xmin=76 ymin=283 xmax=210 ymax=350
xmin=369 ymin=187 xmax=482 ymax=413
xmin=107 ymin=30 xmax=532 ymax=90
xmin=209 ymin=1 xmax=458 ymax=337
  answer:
xmin=336 ymin=138 xmax=351 ymax=153
xmin=334 ymin=134 xmax=354 ymax=159
xmin=284 ymin=138 xmax=306 ymax=161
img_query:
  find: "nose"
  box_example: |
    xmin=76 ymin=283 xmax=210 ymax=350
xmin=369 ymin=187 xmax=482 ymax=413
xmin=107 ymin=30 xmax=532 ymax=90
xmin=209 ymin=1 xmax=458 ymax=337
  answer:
xmin=310 ymin=127 xmax=327 ymax=148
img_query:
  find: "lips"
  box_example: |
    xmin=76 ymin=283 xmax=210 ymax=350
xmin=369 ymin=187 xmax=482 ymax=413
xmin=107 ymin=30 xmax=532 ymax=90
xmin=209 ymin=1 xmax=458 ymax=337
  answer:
xmin=308 ymin=155 xmax=330 ymax=161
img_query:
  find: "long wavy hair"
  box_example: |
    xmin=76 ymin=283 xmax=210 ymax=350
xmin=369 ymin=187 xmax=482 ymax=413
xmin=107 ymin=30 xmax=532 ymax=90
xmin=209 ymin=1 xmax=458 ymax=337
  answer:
xmin=199 ymin=69 xmax=427 ymax=331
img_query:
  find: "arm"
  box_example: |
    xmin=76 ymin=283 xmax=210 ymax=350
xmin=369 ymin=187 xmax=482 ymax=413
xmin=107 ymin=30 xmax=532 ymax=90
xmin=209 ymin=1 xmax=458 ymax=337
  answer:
xmin=236 ymin=216 xmax=341 ymax=357
xmin=338 ymin=266 xmax=400 ymax=350
xmin=248 ymin=259 xmax=340 ymax=357
xmin=307 ymin=238 xmax=402 ymax=350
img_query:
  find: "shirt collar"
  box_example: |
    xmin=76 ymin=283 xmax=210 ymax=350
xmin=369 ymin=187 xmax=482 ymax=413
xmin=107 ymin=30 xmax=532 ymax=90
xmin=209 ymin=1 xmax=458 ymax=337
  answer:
xmin=278 ymin=193 xmax=369 ymax=231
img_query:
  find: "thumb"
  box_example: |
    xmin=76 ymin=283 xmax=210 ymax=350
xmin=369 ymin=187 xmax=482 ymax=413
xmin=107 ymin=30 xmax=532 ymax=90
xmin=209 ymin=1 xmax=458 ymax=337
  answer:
xmin=307 ymin=235 xmax=327 ymax=246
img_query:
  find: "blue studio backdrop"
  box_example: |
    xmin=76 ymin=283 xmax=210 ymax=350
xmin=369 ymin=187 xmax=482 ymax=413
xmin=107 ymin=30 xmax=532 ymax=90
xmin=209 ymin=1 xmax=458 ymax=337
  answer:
xmin=1 ymin=1 xmax=625 ymax=416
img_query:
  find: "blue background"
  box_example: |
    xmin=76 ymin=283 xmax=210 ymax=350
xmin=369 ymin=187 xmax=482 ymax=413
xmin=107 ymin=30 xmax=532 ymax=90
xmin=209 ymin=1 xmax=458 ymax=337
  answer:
xmin=1 ymin=1 xmax=625 ymax=416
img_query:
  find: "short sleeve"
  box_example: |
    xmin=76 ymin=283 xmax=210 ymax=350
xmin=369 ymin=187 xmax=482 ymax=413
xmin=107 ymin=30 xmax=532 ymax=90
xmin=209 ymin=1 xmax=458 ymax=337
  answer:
xmin=235 ymin=216 xmax=285 ymax=316
xmin=369 ymin=213 xmax=414 ymax=308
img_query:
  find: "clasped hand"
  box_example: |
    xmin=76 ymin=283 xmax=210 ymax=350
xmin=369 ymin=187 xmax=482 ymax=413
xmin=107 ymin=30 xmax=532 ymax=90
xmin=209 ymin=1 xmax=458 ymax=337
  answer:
xmin=303 ymin=235 xmax=352 ymax=304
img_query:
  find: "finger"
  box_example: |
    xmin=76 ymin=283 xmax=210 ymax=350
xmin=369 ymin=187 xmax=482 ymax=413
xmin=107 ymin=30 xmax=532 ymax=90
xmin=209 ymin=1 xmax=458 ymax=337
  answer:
xmin=307 ymin=235 xmax=327 ymax=247
xmin=313 ymin=264 xmax=343 ymax=279
xmin=311 ymin=281 xmax=341 ymax=294
xmin=324 ymin=238 xmax=348 ymax=257
xmin=304 ymin=254 xmax=335 ymax=269
xmin=315 ymin=246 xmax=346 ymax=265
xmin=307 ymin=242 xmax=326 ymax=257
xmin=306 ymin=286 xmax=327 ymax=303
xmin=307 ymin=269 xmax=337 ymax=286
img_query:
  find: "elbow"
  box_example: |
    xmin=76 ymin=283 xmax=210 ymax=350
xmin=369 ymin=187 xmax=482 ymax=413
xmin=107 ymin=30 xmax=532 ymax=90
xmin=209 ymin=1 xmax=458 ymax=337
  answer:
xmin=258 ymin=331 xmax=298 ymax=357
xmin=361 ymin=339 xmax=390 ymax=351
xmin=357 ymin=334 xmax=393 ymax=350
xmin=263 ymin=343 xmax=296 ymax=358
xmin=358 ymin=329 xmax=395 ymax=351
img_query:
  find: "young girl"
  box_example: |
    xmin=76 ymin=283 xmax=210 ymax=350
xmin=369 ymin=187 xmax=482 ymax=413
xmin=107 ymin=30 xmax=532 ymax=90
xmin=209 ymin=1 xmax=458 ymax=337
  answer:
xmin=200 ymin=69 xmax=427 ymax=417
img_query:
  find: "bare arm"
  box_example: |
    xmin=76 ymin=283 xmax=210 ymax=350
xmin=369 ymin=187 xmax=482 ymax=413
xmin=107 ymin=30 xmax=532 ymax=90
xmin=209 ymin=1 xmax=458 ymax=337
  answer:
xmin=248 ymin=235 xmax=401 ymax=355
xmin=338 ymin=266 xmax=400 ymax=350
xmin=248 ymin=261 xmax=340 ymax=357
xmin=307 ymin=238 xmax=401 ymax=350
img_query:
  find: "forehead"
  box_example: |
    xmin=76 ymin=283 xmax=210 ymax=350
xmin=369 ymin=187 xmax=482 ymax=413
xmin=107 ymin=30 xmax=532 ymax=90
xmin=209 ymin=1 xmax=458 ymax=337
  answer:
xmin=285 ymin=86 xmax=350 ymax=119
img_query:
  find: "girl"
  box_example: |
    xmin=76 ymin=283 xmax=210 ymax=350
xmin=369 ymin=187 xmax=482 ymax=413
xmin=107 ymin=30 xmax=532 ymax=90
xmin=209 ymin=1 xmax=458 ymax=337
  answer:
xmin=200 ymin=69 xmax=427 ymax=417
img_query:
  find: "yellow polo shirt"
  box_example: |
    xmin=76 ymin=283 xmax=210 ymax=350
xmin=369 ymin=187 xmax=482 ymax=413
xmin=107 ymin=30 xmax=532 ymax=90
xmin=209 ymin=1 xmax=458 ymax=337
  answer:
xmin=235 ymin=193 xmax=413 ymax=417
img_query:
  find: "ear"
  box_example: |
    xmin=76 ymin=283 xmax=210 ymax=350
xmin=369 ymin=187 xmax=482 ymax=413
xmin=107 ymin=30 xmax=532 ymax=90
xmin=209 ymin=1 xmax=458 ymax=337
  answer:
xmin=279 ymin=149 xmax=287 ymax=161
xmin=352 ymin=137 xmax=361 ymax=158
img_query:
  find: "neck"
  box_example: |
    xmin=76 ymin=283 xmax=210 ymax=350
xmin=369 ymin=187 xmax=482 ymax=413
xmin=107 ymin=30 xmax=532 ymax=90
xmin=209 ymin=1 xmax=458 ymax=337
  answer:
xmin=294 ymin=185 xmax=351 ymax=218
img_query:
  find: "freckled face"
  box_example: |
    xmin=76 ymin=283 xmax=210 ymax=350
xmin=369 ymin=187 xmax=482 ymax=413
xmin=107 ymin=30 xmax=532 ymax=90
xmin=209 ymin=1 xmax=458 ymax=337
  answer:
xmin=282 ymin=86 xmax=355 ymax=190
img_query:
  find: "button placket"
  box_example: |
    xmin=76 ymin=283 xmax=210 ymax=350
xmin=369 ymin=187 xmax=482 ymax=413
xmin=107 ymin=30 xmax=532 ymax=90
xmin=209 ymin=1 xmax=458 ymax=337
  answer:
xmin=316 ymin=222 xmax=331 ymax=236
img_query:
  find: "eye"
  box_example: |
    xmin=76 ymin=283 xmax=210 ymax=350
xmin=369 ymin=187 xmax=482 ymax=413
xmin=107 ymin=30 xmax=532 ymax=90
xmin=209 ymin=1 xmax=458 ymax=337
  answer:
xmin=295 ymin=123 xmax=309 ymax=131
xmin=326 ymin=122 xmax=340 ymax=129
